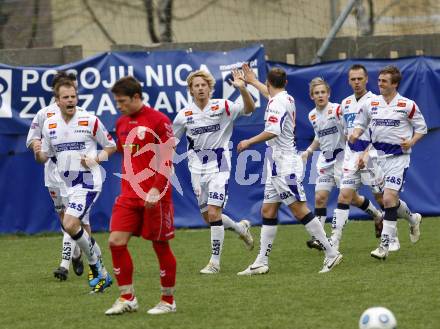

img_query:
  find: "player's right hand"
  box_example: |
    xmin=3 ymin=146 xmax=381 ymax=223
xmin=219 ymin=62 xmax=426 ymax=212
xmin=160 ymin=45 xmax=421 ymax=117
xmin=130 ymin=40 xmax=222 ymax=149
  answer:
xmin=32 ymin=140 xmax=42 ymax=154
xmin=242 ymin=63 xmax=257 ymax=84
xmin=237 ymin=140 xmax=250 ymax=153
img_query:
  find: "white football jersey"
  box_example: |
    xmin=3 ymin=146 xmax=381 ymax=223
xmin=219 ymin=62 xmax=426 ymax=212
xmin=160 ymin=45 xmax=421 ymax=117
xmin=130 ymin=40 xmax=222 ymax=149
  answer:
xmin=26 ymin=103 xmax=85 ymax=191
xmin=264 ymin=90 xmax=300 ymax=176
xmin=173 ymin=98 xmax=248 ymax=174
xmin=341 ymin=91 xmax=375 ymax=152
xmin=41 ymin=109 xmax=116 ymax=193
xmin=308 ymin=102 xmax=345 ymax=169
xmin=354 ymin=93 xmax=427 ymax=156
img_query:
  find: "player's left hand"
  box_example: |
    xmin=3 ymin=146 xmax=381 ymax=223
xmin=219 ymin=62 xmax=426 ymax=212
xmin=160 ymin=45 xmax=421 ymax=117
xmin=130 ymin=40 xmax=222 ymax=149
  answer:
xmin=400 ymin=138 xmax=413 ymax=151
xmin=237 ymin=139 xmax=250 ymax=153
xmin=229 ymin=69 xmax=246 ymax=89
xmin=145 ymin=188 xmax=160 ymax=208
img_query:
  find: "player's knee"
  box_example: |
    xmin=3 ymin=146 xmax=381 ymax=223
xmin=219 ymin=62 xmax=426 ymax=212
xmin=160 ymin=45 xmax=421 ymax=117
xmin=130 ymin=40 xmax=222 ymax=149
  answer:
xmin=315 ymin=193 xmax=328 ymax=208
xmin=289 ymin=201 xmax=308 ymax=219
xmin=108 ymin=233 xmax=128 ymax=247
xmin=207 ymin=207 xmax=222 ymax=222
xmin=62 ymin=219 xmax=79 ymax=236
xmin=382 ymin=193 xmax=398 ymax=208
xmin=261 ymin=205 xmax=277 ymax=218
xmin=374 ymin=193 xmax=384 ymax=207
xmin=338 ymin=189 xmax=353 ymax=204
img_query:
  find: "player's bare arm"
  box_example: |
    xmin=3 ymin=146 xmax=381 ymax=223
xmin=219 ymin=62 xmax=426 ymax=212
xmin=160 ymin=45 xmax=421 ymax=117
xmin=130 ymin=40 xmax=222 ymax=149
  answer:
xmin=230 ymin=68 xmax=255 ymax=114
xmin=357 ymin=147 xmax=371 ymax=169
xmin=33 ymin=140 xmax=49 ymax=163
xmin=302 ymin=138 xmax=320 ymax=162
xmin=237 ymin=131 xmax=276 ymax=153
xmin=349 ymin=127 xmax=364 ymax=144
xmin=81 ymin=146 xmax=117 ymax=169
xmin=242 ymin=63 xmax=269 ymax=99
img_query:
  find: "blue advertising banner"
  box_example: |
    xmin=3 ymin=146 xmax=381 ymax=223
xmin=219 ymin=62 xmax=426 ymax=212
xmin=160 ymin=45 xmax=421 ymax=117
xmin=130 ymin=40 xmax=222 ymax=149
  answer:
xmin=0 ymin=45 xmax=267 ymax=134
xmin=0 ymin=47 xmax=439 ymax=234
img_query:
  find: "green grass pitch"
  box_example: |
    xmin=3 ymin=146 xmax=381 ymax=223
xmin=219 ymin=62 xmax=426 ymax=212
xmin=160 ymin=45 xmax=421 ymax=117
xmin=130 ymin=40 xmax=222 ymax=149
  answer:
xmin=1 ymin=218 xmax=439 ymax=329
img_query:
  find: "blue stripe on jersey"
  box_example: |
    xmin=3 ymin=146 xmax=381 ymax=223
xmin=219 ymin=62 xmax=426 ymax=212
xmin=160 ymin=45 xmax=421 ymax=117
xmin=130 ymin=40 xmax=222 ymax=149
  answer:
xmin=54 ymin=142 xmax=86 ymax=152
xmin=272 ymin=161 xmax=277 ymax=176
xmin=79 ymin=191 xmax=98 ymax=220
xmin=373 ymin=142 xmax=403 ymax=155
xmin=323 ymin=148 xmax=344 ymax=162
xmin=50 ymin=156 xmax=57 ymax=164
xmin=279 ymin=112 xmax=288 ymax=133
xmin=348 ymin=139 xmax=370 ymax=152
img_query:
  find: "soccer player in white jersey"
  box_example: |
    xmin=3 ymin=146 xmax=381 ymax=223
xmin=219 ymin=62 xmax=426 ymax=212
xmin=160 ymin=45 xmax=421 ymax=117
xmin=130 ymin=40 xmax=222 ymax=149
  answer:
xmin=237 ymin=65 xmax=342 ymax=275
xmin=350 ymin=65 xmax=427 ymax=260
xmin=34 ymin=79 xmax=117 ymax=291
xmin=26 ymin=71 xmax=85 ymax=281
xmin=173 ymin=69 xmax=255 ymax=274
xmin=331 ymin=64 xmax=419 ymax=252
xmin=302 ymin=77 xmax=382 ymax=251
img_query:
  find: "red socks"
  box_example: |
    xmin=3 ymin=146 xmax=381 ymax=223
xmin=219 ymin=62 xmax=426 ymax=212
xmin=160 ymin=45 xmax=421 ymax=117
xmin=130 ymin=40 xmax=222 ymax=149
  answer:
xmin=110 ymin=242 xmax=176 ymax=304
xmin=110 ymin=244 xmax=134 ymax=300
xmin=152 ymin=241 xmax=176 ymax=304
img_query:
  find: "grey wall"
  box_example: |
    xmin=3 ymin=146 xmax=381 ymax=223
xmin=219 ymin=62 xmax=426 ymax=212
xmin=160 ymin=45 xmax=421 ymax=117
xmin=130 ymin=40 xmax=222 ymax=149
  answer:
xmin=1 ymin=33 xmax=440 ymax=66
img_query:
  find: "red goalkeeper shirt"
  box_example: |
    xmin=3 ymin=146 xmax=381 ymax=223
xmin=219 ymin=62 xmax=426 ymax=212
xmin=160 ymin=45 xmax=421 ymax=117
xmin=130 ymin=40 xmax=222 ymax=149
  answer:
xmin=115 ymin=105 xmax=174 ymax=202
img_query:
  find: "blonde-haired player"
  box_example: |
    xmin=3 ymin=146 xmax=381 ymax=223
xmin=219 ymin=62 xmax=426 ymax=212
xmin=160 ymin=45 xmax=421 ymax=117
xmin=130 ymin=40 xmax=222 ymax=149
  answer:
xmin=173 ymin=69 xmax=255 ymax=274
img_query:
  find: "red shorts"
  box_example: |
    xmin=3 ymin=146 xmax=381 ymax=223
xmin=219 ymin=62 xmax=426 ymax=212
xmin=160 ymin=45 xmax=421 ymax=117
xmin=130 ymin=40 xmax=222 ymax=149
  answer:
xmin=110 ymin=196 xmax=174 ymax=241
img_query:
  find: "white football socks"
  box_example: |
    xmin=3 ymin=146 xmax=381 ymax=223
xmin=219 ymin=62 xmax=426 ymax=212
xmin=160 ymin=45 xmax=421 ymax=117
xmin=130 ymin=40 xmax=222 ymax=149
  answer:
xmin=316 ymin=215 xmax=326 ymax=227
xmin=397 ymin=199 xmax=417 ymax=225
xmin=73 ymin=228 xmax=98 ymax=265
xmin=60 ymin=231 xmax=75 ymax=270
xmin=305 ymin=217 xmax=337 ymax=258
xmin=221 ymin=214 xmax=244 ymax=235
xmin=255 ymin=225 xmax=278 ymax=266
xmin=209 ymin=224 xmax=224 ymax=265
xmin=380 ymin=220 xmax=397 ymax=249
xmin=331 ymin=208 xmax=349 ymax=244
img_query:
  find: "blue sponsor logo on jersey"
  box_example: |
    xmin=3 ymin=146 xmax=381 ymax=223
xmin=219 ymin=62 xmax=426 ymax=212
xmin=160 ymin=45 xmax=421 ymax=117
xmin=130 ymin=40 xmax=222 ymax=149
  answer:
xmin=54 ymin=142 xmax=86 ymax=152
xmin=190 ymin=124 xmax=221 ymax=135
xmin=317 ymin=126 xmax=338 ymax=137
xmin=372 ymin=119 xmax=400 ymax=127
xmin=343 ymin=113 xmax=356 ymax=128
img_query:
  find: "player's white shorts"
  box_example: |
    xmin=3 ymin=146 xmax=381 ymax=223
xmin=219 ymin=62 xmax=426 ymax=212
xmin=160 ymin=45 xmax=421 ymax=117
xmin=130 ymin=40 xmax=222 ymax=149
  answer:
xmin=47 ymin=186 xmax=68 ymax=214
xmin=340 ymin=168 xmax=384 ymax=194
xmin=340 ymin=149 xmax=384 ymax=194
xmin=376 ymin=154 xmax=410 ymax=191
xmin=64 ymin=190 xmax=100 ymax=225
xmin=263 ymin=173 xmax=307 ymax=205
xmin=315 ymin=160 xmax=343 ymax=192
xmin=191 ymin=172 xmax=229 ymax=213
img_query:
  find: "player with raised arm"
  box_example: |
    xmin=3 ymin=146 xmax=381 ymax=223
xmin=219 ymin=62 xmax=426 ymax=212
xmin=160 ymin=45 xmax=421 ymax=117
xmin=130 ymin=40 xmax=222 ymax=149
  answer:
xmin=302 ymin=77 xmax=382 ymax=251
xmin=350 ymin=65 xmax=427 ymax=259
xmin=105 ymin=76 xmax=177 ymax=315
xmin=26 ymin=71 xmax=84 ymax=281
xmin=34 ymin=79 xmax=116 ymax=292
xmin=172 ymin=69 xmax=255 ymax=274
xmin=237 ymin=65 xmax=342 ymax=275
